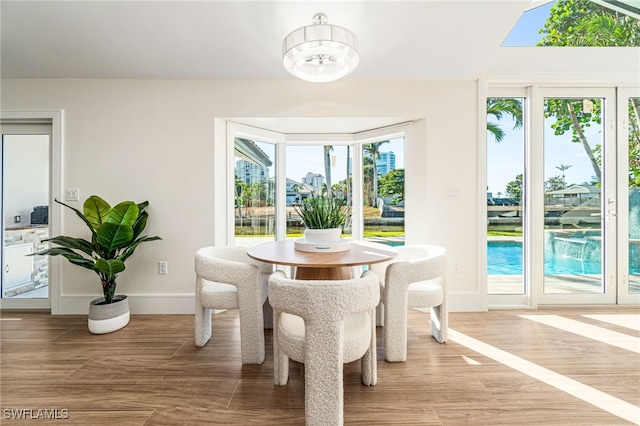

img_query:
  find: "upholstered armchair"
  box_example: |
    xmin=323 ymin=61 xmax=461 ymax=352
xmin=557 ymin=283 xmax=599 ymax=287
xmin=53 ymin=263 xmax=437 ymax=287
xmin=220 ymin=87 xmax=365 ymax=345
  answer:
xmin=268 ymin=270 xmax=380 ymax=426
xmin=194 ymin=246 xmax=272 ymax=364
xmin=369 ymin=244 xmax=447 ymax=362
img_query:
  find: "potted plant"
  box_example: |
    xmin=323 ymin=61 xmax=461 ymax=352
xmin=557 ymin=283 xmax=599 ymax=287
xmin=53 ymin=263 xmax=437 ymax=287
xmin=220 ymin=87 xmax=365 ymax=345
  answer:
xmin=294 ymin=195 xmax=350 ymax=244
xmin=34 ymin=195 xmax=161 ymax=334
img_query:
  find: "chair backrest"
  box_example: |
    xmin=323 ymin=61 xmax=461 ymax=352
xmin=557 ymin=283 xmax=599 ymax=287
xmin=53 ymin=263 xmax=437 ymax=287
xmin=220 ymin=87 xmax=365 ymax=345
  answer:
xmin=195 ymin=246 xmax=272 ymax=286
xmin=369 ymin=244 xmax=446 ymax=284
xmin=268 ymin=270 xmax=380 ymax=323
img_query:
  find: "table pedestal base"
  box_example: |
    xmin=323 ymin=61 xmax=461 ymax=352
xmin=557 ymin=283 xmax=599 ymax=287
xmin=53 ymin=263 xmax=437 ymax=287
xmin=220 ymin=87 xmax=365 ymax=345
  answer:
xmin=294 ymin=266 xmax=352 ymax=280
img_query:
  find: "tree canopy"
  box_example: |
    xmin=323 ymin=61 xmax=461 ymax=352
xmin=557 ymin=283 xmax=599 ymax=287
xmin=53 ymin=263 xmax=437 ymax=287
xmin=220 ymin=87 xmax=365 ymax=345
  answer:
xmin=538 ymin=0 xmax=640 ymax=47
xmin=538 ymin=0 xmax=640 ymax=186
xmin=378 ymin=169 xmax=404 ymax=203
xmin=487 ymin=98 xmax=523 ymax=143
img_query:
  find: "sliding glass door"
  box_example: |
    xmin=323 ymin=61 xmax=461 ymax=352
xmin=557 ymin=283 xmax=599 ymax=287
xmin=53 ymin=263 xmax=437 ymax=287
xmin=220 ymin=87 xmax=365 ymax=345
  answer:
xmin=488 ymin=86 xmax=638 ymax=305
xmin=619 ymin=89 xmax=640 ymax=304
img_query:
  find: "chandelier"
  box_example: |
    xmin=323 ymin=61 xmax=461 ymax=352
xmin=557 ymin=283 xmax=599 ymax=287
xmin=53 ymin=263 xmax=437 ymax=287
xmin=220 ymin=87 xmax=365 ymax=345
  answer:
xmin=282 ymin=13 xmax=360 ymax=83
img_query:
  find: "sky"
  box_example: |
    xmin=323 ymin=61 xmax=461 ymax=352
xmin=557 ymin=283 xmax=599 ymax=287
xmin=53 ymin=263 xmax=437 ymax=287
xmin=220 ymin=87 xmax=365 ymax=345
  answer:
xmin=502 ymin=1 xmax=554 ymax=46
xmin=296 ymin=138 xmax=404 ymax=183
xmin=253 ymin=138 xmax=406 ymax=184
xmin=487 ymin=112 xmax=603 ymax=197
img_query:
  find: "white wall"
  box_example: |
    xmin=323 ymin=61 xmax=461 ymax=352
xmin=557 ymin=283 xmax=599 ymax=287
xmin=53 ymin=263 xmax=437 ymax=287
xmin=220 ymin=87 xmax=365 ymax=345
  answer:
xmin=1 ymin=78 xmax=480 ymax=313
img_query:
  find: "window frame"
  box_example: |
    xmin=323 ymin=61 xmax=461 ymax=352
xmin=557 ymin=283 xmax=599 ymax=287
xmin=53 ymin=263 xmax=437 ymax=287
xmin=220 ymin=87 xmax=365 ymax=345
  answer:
xmin=224 ymin=121 xmax=411 ymax=247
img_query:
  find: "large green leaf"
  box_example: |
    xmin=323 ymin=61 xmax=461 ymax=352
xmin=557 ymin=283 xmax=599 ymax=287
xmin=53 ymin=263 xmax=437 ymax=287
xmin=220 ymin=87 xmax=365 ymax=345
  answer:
xmin=42 ymin=236 xmax=94 ymax=256
xmin=137 ymin=200 xmax=149 ymax=212
xmin=96 ymin=222 xmax=134 ymax=252
xmin=33 ymin=247 xmax=95 ymax=271
xmin=95 ymin=258 xmax=125 ymax=278
xmin=54 ymin=199 xmax=96 ymax=237
xmin=132 ymin=211 xmax=148 ymax=240
xmin=83 ymin=196 xmax=111 ymax=231
xmin=107 ymin=201 xmax=139 ymax=226
xmin=94 ymin=201 xmax=139 ymax=252
xmin=119 ymin=235 xmax=162 ymax=262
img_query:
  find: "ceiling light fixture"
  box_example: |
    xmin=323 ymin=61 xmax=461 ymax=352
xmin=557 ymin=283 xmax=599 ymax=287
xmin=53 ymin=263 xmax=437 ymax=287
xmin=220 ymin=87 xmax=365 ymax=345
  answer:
xmin=282 ymin=13 xmax=360 ymax=83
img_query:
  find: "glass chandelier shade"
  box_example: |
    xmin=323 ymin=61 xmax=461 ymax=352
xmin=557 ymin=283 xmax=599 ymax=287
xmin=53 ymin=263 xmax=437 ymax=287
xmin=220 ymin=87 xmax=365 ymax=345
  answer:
xmin=282 ymin=13 xmax=360 ymax=83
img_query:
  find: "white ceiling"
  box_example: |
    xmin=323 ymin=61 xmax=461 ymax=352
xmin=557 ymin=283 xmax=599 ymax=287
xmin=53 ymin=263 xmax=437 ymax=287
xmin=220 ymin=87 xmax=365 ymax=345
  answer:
xmin=1 ymin=0 xmax=533 ymax=80
xmin=2 ymin=1 xmax=638 ymax=133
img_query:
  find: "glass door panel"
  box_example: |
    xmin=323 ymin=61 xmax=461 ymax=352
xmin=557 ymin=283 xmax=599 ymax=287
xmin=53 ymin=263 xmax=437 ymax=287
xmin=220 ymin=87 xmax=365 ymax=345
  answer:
xmin=2 ymin=133 xmax=50 ymax=300
xmin=285 ymin=144 xmax=352 ymax=240
xmin=626 ymin=96 xmax=640 ymax=295
xmin=285 ymin=145 xmax=353 ymax=239
xmin=362 ymin=137 xmax=405 ymax=246
xmin=486 ymin=97 xmax=525 ymax=295
xmin=233 ymin=138 xmax=276 ymax=246
xmin=541 ymin=95 xmax=611 ymax=298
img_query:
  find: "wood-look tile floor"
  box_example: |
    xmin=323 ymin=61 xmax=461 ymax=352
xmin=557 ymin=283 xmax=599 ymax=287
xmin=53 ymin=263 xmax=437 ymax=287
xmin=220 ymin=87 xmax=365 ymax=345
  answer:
xmin=1 ymin=307 xmax=639 ymax=425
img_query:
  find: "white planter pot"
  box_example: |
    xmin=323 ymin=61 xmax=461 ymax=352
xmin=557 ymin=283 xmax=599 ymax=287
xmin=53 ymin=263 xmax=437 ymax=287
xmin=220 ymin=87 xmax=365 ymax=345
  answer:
xmin=304 ymin=228 xmax=342 ymax=244
xmin=88 ymin=295 xmax=130 ymax=334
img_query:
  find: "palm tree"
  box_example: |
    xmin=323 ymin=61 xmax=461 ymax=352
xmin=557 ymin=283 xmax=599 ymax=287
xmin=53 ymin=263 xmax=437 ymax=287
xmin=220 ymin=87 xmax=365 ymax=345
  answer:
xmin=323 ymin=145 xmax=333 ymax=199
xmin=363 ymin=140 xmax=389 ymax=207
xmin=486 ymin=98 xmax=523 ymax=142
xmin=345 ymin=145 xmax=351 ymax=212
xmin=545 ymin=98 xmax=602 ymax=181
xmin=363 ymin=156 xmax=375 ymax=207
xmin=235 ymin=178 xmax=247 ymax=226
xmin=555 ymin=163 xmax=572 ymax=184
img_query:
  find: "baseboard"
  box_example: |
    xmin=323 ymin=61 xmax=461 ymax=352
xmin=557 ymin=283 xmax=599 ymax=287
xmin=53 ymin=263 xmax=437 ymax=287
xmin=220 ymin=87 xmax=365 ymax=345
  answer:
xmin=54 ymin=291 xmax=487 ymax=315
xmin=56 ymin=294 xmax=197 ymax=314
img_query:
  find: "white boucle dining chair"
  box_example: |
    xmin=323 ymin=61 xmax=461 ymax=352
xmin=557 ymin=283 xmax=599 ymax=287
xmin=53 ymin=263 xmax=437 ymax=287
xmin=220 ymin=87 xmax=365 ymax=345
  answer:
xmin=194 ymin=246 xmax=272 ymax=364
xmin=369 ymin=244 xmax=447 ymax=362
xmin=268 ymin=270 xmax=380 ymax=426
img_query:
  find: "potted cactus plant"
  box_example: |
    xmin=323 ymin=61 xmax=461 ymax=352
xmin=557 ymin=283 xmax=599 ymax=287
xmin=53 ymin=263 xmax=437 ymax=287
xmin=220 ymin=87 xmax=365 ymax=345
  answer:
xmin=34 ymin=195 xmax=161 ymax=333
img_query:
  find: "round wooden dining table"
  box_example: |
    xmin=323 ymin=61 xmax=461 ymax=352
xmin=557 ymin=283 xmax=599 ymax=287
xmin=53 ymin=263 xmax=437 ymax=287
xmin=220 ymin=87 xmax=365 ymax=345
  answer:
xmin=247 ymin=239 xmax=398 ymax=280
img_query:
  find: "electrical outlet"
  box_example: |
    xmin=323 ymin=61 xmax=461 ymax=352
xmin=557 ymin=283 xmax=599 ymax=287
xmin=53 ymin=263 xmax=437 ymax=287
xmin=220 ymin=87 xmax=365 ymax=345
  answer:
xmin=158 ymin=261 xmax=168 ymax=274
xmin=454 ymin=263 xmax=460 ymax=273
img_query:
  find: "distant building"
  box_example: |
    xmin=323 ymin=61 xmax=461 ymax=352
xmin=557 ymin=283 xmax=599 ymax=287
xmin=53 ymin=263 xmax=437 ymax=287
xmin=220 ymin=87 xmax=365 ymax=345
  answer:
xmin=376 ymin=151 xmax=396 ymax=176
xmin=302 ymin=172 xmax=325 ymax=189
xmin=286 ymin=178 xmax=315 ymax=205
xmin=545 ymin=185 xmax=600 ymax=206
xmin=235 ymin=160 xmax=269 ymax=184
xmin=234 ymin=138 xmax=272 ymax=185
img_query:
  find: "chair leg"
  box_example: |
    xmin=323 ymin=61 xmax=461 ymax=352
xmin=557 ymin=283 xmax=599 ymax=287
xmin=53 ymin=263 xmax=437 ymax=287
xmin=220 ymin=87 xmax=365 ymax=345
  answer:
xmin=305 ymin=322 xmax=344 ymax=426
xmin=384 ymin=294 xmax=409 ymax=362
xmin=431 ymin=303 xmax=448 ymax=343
xmin=263 ymin=299 xmax=273 ymax=330
xmin=238 ymin=305 xmax=266 ymax=364
xmin=361 ymin=308 xmax=377 ymax=386
xmin=376 ymin=300 xmax=384 ymax=327
xmin=273 ymin=311 xmax=289 ymax=386
xmin=195 ymin=305 xmax=212 ymax=347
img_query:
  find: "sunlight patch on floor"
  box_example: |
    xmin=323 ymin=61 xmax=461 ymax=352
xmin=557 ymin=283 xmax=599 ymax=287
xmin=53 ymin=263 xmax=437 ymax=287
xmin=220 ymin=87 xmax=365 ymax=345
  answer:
xmin=519 ymin=315 xmax=640 ymax=354
xmin=582 ymin=314 xmax=640 ymax=332
xmin=448 ymin=328 xmax=640 ymax=425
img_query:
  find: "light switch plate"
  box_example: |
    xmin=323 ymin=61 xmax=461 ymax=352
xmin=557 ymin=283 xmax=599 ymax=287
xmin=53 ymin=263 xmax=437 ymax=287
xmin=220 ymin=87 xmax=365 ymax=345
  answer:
xmin=66 ymin=188 xmax=79 ymax=201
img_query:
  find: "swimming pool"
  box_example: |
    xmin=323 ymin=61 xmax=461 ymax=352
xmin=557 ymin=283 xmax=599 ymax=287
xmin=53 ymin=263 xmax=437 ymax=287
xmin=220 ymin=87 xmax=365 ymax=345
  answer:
xmin=377 ymin=239 xmax=637 ymax=276
xmin=487 ymin=241 xmax=602 ymax=275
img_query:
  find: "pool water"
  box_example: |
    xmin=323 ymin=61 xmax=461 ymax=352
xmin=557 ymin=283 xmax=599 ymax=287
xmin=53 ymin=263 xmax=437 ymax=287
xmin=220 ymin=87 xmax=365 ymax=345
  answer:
xmin=488 ymin=241 xmax=602 ymax=275
xmin=378 ymin=239 xmax=637 ymax=276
